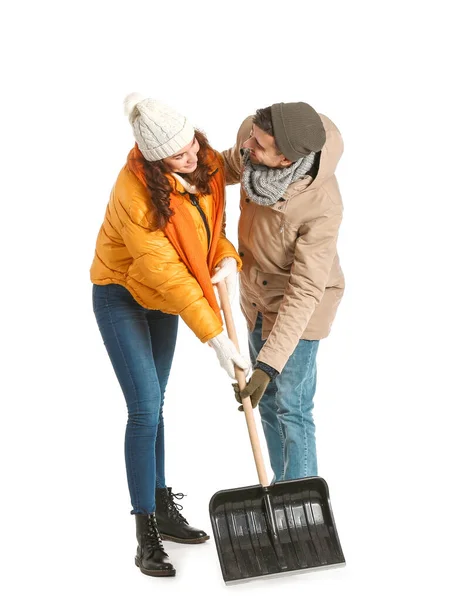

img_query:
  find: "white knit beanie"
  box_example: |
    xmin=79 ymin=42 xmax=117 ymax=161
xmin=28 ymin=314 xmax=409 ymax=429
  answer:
xmin=124 ymin=93 xmax=195 ymax=162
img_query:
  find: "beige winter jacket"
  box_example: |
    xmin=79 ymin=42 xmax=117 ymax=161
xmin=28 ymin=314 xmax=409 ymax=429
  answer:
xmin=222 ymin=114 xmax=345 ymax=373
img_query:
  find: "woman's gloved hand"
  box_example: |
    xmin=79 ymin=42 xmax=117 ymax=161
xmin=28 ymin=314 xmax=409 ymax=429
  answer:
xmin=208 ymin=332 xmax=250 ymax=379
xmin=211 ymin=257 xmax=237 ymax=305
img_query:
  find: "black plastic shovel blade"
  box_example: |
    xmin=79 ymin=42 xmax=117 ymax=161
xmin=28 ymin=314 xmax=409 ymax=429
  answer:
xmin=209 ymin=476 xmax=345 ymax=582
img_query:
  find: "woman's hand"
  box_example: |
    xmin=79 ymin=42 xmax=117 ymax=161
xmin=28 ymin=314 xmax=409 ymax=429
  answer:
xmin=211 ymin=257 xmax=237 ymax=305
xmin=208 ymin=332 xmax=250 ymax=379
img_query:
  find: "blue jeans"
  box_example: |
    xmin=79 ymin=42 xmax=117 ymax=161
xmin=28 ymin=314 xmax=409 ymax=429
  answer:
xmin=93 ymin=284 xmax=178 ymax=514
xmin=249 ymin=314 xmax=320 ymax=482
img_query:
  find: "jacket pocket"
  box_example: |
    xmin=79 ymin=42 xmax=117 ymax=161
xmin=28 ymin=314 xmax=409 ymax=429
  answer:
xmin=255 ymin=270 xmax=288 ymax=291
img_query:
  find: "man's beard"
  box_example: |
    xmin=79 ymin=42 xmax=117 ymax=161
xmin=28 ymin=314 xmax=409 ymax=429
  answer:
xmin=248 ymin=153 xmax=261 ymax=165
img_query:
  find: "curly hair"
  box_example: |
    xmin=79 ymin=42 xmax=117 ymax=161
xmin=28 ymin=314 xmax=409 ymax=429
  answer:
xmin=133 ymin=130 xmax=214 ymax=230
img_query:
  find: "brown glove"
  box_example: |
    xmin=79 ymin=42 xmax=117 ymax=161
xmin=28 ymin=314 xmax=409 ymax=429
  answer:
xmin=232 ymin=368 xmax=271 ymax=411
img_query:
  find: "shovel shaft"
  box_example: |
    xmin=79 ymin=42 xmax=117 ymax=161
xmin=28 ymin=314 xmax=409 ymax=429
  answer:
xmin=217 ymin=280 xmax=269 ymax=487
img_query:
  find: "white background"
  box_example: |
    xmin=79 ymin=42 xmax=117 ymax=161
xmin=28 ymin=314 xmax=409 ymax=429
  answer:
xmin=1 ymin=1 xmax=450 ymax=598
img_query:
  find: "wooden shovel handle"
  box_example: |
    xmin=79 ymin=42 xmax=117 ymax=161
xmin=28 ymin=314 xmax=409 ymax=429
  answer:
xmin=216 ymin=280 xmax=269 ymax=487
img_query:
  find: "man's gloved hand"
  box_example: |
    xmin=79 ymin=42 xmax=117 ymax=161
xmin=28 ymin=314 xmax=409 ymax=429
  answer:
xmin=208 ymin=332 xmax=251 ymax=379
xmin=211 ymin=257 xmax=238 ymax=305
xmin=232 ymin=368 xmax=271 ymax=411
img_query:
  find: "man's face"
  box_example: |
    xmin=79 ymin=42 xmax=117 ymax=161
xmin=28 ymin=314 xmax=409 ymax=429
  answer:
xmin=242 ymin=124 xmax=292 ymax=168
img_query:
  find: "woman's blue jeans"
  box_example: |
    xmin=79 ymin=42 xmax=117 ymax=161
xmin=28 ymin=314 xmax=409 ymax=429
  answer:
xmin=93 ymin=284 xmax=178 ymax=514
xmin=249 ymin=314 xmax=320 ymax=482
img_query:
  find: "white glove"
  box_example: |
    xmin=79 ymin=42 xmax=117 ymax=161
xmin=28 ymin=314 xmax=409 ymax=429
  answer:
xmin=208 ymin=332 xmax=251 ymax=379
xmin=211 ymin=257 xmax=237 ymax=304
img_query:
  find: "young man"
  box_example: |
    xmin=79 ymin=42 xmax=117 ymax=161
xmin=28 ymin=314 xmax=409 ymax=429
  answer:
xmin=222 ymin=102 xmax=345 ymax=482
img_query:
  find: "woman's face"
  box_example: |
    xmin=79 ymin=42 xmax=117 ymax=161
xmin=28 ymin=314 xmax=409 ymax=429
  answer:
xmin=163 ymin=136 xmax=200 ymax=173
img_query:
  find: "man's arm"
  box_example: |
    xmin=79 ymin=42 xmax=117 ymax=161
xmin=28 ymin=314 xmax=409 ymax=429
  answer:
xmin=221 ymin=116 xmax=253 ymax=185
xmin=257 ymin=209 xmax=343 ymax=373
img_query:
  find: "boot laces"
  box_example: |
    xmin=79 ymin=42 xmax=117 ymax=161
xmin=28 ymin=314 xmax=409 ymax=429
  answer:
xmin=145 ymin=515 xmax=164 ymax=551
xmin=166 ymin=490 xmax=188 ymax=524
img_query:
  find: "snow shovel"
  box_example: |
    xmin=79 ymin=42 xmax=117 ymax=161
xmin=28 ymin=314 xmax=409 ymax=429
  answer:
xmin=209 ymin=281 xmax=345 ymax=583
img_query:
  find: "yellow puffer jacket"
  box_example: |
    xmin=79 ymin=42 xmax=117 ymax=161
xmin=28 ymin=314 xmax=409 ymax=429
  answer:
xmin=90 ymin=157 xmax=241 ymax=342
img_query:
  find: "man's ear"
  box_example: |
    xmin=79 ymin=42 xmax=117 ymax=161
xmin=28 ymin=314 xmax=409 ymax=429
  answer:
xmin=280 ymin=156 xmax=292 ymax=167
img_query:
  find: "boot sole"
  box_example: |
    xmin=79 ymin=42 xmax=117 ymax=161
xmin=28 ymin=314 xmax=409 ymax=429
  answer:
xmin=135 ymin=558 xmax=176 ymax=577
xmin=159 ymin=533 xmax=210 ymax=544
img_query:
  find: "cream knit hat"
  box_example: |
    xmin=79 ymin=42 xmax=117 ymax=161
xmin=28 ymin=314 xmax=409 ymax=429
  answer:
xmin=124 ymin=93 xmax=195 ymax=162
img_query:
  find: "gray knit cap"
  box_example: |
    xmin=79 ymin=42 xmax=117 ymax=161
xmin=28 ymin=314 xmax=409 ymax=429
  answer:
xmin=270 ymin=102 xmax=326 ymax=162
xmin=124 ymin=93 xmax=195 ymax=162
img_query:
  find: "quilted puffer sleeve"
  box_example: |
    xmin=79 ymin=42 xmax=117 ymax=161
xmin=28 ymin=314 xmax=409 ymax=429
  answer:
xmin=121 ymin=199 xmax=223 ymax=343
xmin=211 ymin=151 xmax=243 ymax=270
xmin=213 ymin=235 xmax=242 ymax=270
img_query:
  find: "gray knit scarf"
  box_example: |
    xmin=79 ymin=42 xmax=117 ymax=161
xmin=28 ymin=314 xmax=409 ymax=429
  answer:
xmin=242 ymin=149 xmax=316 ymax=206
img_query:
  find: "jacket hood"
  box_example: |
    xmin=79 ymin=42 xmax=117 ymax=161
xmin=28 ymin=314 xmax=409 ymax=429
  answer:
xmin=311 ymin=114 xmax=343 ymax=187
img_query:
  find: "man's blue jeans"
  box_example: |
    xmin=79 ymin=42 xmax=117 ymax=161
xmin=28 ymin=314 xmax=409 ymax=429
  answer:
xmin=93 ymin=284 xmax=178 ymax=514
xmin=249 ymin=314 xmax=320 ymax=482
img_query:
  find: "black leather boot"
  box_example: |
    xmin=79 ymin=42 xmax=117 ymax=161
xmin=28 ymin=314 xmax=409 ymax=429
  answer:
xmin=134 ymin=513 xmax=176 ymax=577
xmin=155 ymin=487 xmax=210 ymax=544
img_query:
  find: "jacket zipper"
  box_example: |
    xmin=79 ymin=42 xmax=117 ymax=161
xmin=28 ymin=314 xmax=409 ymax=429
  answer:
xmin=188 ymin=193 xmax=211 ymax=249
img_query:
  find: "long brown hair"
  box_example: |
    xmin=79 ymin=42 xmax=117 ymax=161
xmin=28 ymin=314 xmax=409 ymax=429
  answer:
xmin=131 ymin=130 xmax=214 ymax=230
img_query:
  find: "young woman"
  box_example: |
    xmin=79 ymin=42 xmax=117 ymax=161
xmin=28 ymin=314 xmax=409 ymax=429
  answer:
xmin=90 ymin=93 xmax=249 ymax=577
